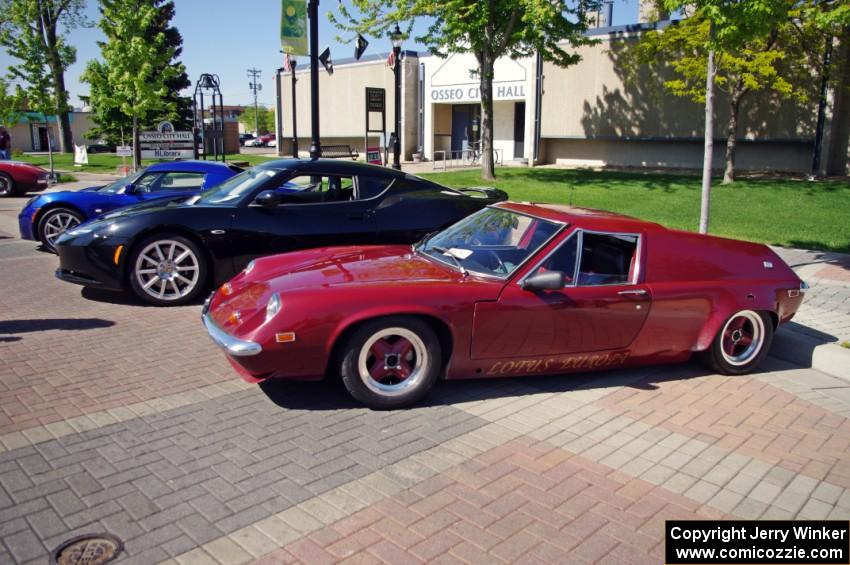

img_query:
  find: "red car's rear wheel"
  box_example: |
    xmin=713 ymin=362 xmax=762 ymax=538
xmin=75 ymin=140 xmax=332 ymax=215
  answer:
xmin=340 ymin=316 xmax=441 ymax=409
xmin=0 ymin=172 xmax=16 ymax=197
xmin=701 ymin=310 xmax=773 ymax=375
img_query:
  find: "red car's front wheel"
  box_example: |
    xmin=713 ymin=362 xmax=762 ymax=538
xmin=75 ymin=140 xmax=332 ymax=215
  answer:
xmin=340 ymin=316 xmax=442 ymax=409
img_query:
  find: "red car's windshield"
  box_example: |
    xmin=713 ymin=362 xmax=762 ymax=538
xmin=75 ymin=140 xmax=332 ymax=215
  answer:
xmin=416 ymin=207 xmax=562 ymax=278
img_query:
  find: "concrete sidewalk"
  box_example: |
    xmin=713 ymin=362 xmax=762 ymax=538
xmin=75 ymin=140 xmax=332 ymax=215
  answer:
xmin=771 ymin=247 xmax=850 ymax=381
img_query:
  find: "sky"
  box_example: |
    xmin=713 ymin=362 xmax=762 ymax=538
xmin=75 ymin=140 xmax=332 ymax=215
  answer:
xmin=0 ymin=0 xmax=638 ymax=111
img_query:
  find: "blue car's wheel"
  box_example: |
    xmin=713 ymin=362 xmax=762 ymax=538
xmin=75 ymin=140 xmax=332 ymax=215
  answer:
xmin=39 ymin=208 xmax=83 ymax=252
xmin=128 ymin=234 xmax=208 ymax=306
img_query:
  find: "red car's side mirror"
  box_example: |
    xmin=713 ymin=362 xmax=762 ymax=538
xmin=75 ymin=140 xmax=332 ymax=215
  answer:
xmin=521 ymin=271 xmax=565 ymax=292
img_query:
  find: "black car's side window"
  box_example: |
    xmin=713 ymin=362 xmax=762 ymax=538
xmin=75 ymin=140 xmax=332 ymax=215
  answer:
xmin=576 ymin=232 xmax=639 ymax=286
xmin=277 ymin=175 xmax=355 ymax=204
xmin=357 ymin=176 xmax=391 ymax=200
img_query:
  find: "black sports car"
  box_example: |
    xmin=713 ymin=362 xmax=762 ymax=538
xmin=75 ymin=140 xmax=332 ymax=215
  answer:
xmin=55 ymin=159 xmax=507 ymax=306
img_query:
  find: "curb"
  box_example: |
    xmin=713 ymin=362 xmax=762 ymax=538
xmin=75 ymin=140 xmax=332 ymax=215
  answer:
xmin=771 ymin=327 xmax=850 ymax=383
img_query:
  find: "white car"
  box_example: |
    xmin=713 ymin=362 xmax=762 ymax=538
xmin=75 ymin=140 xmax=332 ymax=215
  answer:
xmin=266 ymin=139 xmax=277 ymax=148
xmin=243 ymin=138 xmax=263 ymax=147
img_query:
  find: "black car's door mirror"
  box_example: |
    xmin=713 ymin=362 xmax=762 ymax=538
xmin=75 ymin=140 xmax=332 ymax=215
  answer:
xmin=254 ymin=190 xmax=281 ymax=207
xmin=521 ymin=271 xmax=566 ymax=291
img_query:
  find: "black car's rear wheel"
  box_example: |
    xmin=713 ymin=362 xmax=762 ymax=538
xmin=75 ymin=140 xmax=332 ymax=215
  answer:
xmin=128 ymin=234 xmax=208 ymax=306
xmin=0 ymin=172 xmax=16 ymax=196
xmin=340 ymin=316 xmax=442 ymax=409
xmin=700 ymin=310 xmax=773 ymax=375
xmin=39 ymin=208 xmax=84 ymax=252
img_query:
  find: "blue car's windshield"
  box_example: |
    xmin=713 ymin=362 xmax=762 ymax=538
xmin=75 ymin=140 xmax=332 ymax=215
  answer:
xmin=94 ymin=170 xmax=145 ymax=193
xmin=193 ymin=167 xmax=279 ymax=205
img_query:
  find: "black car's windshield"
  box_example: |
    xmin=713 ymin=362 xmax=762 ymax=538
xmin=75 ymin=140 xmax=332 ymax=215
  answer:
xmin=416 ymin=207 xmax=562 ymax=278
xmin=194 ymin=167 xmax=279 ymax=205
xmin=94 ymin=170 xmax=145 ymax=193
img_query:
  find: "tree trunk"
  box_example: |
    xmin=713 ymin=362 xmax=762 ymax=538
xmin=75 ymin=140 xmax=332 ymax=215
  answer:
xmin=132 ymin=115 xmax=140 ymax=171
xmin=479 ymin=48 xmax=496 ymax=181
xmin=722 ymin=84 xmax=744 ymax=185
xmin=42 ymin=11 xmax=73 ymax=153
xmin=826 ymin=26 xmax=850 ymax=176
xmin=699 ymin=22 xmax=716 ymax=235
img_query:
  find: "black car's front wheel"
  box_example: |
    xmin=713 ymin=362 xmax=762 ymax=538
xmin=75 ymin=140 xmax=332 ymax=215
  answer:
xmin=340 ymin=316 xmax=442 ymax=409
xmin=128 ymin=234 xmax=208 ymax=306
xmin=39 ymin=208 xmax=84 ymax=252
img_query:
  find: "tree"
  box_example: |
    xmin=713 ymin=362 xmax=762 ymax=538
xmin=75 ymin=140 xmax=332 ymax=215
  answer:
xmin=238 ymin=105 xmax=274 ymax=134
xmin=0 ymin=78 xmax=24 ymax=127
xmin=662 ymin=0 xmax=794 ymax=233
xmin=799 ymin=0 xmax=850 ymax=176
xmin=82 ymin=0 xmax=191 ymax=145
xmin=331 ymin=0 xmax=599 ymax=180
xmin=0 ymin=0 xmax=87 ymax=153
xmin=82 ymin=0 xmax=184 ymax=169
xmin=630 ymin=9 xmax=812 ymax=184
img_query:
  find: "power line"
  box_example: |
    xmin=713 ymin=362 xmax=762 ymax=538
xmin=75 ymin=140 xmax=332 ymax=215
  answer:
xmin=246 ymin=67 xmax=262 ymax=134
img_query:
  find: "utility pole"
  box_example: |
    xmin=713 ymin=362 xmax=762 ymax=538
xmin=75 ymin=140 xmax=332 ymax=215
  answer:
xmin=247 ymin=67 xmax=262 ymax=135
xmin=308 ymin=0 xmax=321 ymax=158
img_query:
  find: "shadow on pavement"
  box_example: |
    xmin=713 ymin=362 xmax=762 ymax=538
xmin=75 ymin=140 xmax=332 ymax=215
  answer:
xmin=80 ymin=286 xmax=206 ymax=308
xmin=0 ymin=318 xmax=115 ymax=338
xmin=259 ymin=361 xmax=719 ymax=412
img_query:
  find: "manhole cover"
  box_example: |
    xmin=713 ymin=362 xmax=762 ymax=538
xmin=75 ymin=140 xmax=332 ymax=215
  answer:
xmin=50 ymin=533 xmax=124 ymax=565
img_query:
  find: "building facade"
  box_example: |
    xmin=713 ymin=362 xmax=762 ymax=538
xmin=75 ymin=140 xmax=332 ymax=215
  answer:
xmin=6 ymin=112 xmax=96 ymax=153
xmin=275 ymin=23 xmax=846 ymax=175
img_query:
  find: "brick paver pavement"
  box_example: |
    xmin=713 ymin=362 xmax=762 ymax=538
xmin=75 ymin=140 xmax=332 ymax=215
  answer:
xmin=0 ymin=197 xmax=849 ymax=564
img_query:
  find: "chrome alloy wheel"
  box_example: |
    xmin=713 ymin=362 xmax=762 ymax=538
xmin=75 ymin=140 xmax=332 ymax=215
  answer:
xmin=43 ymin=211 xmax=80 ymax=249
xmin=720 ymin=310 xmax=764 ymax=366
xmin=357 ymin=327 xmax=429 ymax=397
xmin=133 ymin=239 xmax=200 ymax=301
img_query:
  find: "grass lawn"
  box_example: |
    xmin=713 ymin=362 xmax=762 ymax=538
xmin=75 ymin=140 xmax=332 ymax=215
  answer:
xmin=421 ymin=168 xmax=850 ymax=253
xmin=14 ymin=152 xmax=276 ymax=173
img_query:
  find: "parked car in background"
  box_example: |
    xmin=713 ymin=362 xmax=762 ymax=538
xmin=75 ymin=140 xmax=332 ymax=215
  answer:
xmin=54 ymin=158 xmax=507 ymax=306
xmin=204 ymin=203 xmax=806 ymax=408
xmin=258 ymin=133 xmax=275 ymax=146
xmin=243 ymin=137 xmax=263 ymax=147
xmin=0 ymin=161 xmax=50 ymax=197
xmin=86 ymin=140 xmax=116 ymax=153
xmin=20 ymin=160 xmax=242 ymax=252
xmin=266 ymin=138 xmax=277 ymax=148
xmin=239 ymin=134 xmax=255 ymax=147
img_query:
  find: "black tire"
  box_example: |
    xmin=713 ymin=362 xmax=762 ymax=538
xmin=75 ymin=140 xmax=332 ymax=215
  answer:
xmin=38 ymin=207 xmax=84 ymax=252
xmin=0 ymin=172 xmax=15 ymax=196
xmin=340 ymin=316 xmax=442 ymax=409
xmin=128 ymin=233 xmax=209 ymax=306
xmin=699 ymin=310 xmax=774 ymax=375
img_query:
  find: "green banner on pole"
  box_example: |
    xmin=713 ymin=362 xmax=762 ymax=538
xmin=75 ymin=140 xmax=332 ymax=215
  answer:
xmin=280 ymin=0 xmax=308 ymax=56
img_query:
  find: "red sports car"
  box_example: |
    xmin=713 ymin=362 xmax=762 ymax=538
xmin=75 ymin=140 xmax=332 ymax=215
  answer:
xmin=203 ymin=203 xmax=805 ymax=409
xmin=0 ymin=161 xmax=50 ymax=197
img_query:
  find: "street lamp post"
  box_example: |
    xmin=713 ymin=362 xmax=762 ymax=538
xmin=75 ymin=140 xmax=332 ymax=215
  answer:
xmin=391 ymin=24 xmax=403 ymax=170
xmin=291 ymin=58 xmax=299 ymax=158
xmin=308 ymin=0 xmax=321 ymax=158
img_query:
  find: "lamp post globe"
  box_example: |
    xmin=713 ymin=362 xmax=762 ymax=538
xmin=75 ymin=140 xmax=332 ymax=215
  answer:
xmin=391 ymin=23 xmax=403 ymax=170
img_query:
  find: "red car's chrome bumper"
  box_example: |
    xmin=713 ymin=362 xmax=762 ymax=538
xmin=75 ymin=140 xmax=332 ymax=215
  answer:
xmin=202 ymin=311 xmax=262 ymax=357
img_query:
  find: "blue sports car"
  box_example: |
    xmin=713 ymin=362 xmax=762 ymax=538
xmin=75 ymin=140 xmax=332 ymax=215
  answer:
xmin=19 ymin=160 xmax=242 ymax=252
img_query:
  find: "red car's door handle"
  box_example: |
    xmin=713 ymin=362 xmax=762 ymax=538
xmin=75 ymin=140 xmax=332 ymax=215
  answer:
xmin=618 ymin=289 xmax=647 ymax=296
